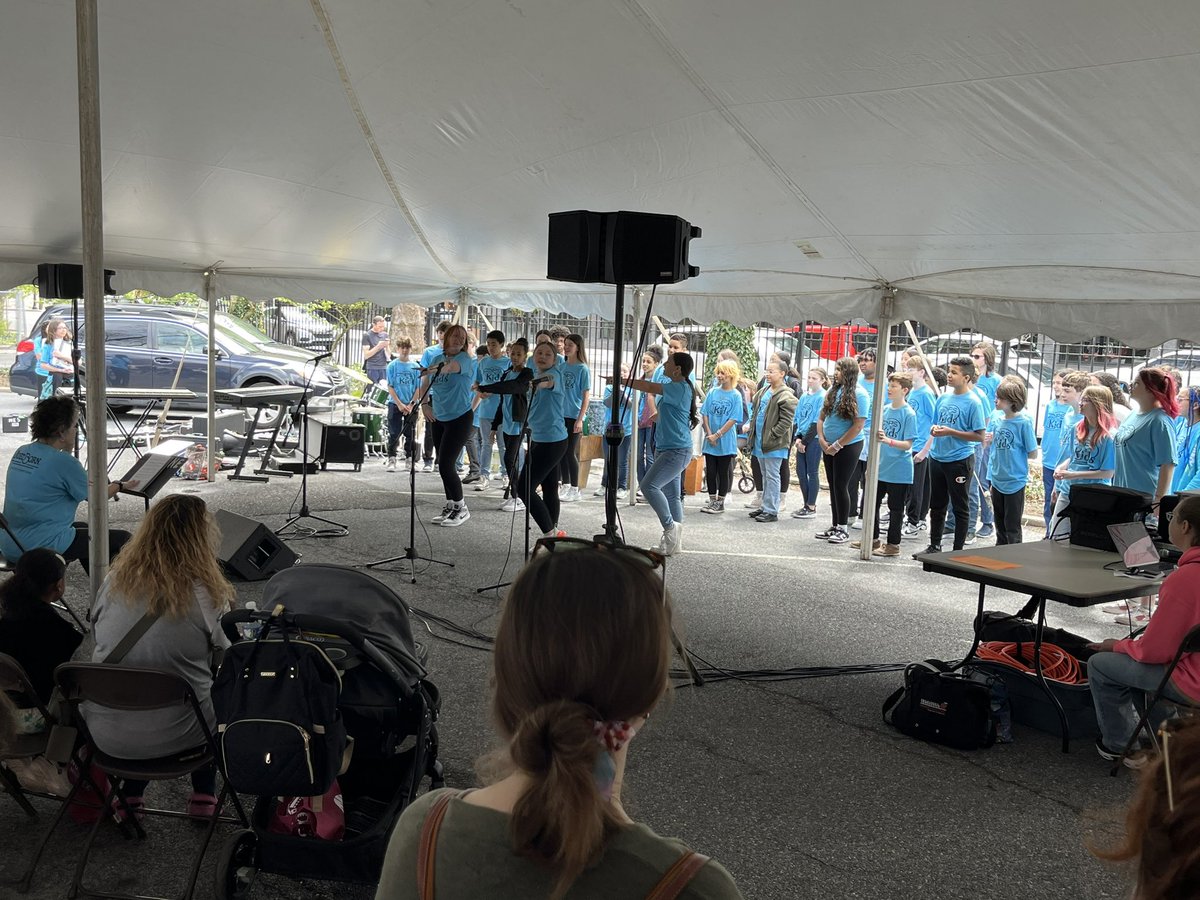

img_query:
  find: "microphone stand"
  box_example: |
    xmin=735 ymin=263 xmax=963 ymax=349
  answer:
xmin=477 ymin=376 xmax=537 ymax=593
xmin=277 ymin=355 xmax=347 ymax=538
xmin=366 ymin=363 xmax=453 ymax=583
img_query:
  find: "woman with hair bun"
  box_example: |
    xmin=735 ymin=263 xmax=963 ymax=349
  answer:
xmin=376 ymin=541 xmax=741 ymax=900
xmin=1113 ymin=367 xmax=1180 ymax=511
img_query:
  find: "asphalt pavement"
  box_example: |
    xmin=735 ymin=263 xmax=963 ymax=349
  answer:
xmin=0 ymin=390 xmax=1142 ymax=900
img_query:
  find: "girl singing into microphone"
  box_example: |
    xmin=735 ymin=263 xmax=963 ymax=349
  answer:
xmin=421 ymin=324 xmax=478 ymax=527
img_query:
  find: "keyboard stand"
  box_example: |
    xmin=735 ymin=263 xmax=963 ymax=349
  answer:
xmin=227 ymin=401 xmax=296 ymax=482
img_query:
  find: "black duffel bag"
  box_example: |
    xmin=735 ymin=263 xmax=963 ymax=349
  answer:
xmin=213 ymin=616 xmax=348 ymax=797
xmin=883 ymin=660 xmax=997 ymax=750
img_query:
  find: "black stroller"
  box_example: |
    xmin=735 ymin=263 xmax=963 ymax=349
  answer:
xmin=213 ymin=564 xmax=443 ymax=899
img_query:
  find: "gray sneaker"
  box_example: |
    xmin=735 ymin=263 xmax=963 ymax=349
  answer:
xmin=826 ymin=527 xmax=851 ymax=544
xmin=432 ymin=503 xmax=453 ymax=524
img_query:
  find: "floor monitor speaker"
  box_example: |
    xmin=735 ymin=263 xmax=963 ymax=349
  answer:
xmin=215 ymin=509 xmax=297 ymax=581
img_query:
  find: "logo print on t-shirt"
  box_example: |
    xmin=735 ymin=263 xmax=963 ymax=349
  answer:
xmin=1045 ymin=412 xmax=1064 ymax=432
xmin=939 ymin=405 xmax=962 ymax=428
xmin=994 ymin=425 xmax=1017 ymax=450
xmin=883 ymin=415 xmax=905 ymax=439
xmin=709 ymin=397 xmax=735 ymax=419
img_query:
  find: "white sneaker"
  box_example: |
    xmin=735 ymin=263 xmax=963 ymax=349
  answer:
xmin=384 ymin=457 xmax=396 ymax=472
xmin=499 ymin=497 xmax=525 ymax=512
xmin=432 ymin=503 xmax=453 ymax=524
xmin=562 ymin=486 xmax=581 ymax=503
xmin=474 ymin=475 xmax=491 ymax=492
xmin=593 ymin=486 xmax=606 ymax=497
xmin=422 ymin=461 xmax=434 ymax=473
xmin=440 ymin=503 xmax=470 ymax=527
xmin=744 ymin=492 xmax=762 ymax=508
xmin=827 ymin=527 xmax=851 ymax=545
xmin=616 ymin=488 xmax=628 ymax=500
xmin=850 ymin=517 xmax=863 ymax=530
xmin=901 ymin=521 xmax=921 ymax=538
xmin=659 ymin=523 xmax=682 ymax=556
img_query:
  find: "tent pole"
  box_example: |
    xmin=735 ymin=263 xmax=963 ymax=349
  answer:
xmin=205 ymin=268 xmax=217 ymax=482
xmin=859 ymin=290 xmax=894 ymax=561
xmin=629 ymin=288 xmax=643 ymax=504
xmin=77 ymin=0 xmax=109 ymax=596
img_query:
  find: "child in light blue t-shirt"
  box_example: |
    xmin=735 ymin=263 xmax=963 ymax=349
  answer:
xmin=700 ymin=361 xmax=746 ymax=514
xmin=987 ymin=379 xmax=1039 ymax=545
xmin=1049 ymin=385 xmax=1118 ymax=541
xmin=869 ymin=374 xmax=917 ymax=553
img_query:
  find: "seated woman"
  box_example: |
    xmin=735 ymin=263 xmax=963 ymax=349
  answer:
xmin=0 ymin=396 xmax=129 ymax=573
xmin=0 ymin=548 xmax=81 ymax=704
xmin=1089 ymin=494 xmax=1200 ymax=764
xmin=375 ymin=540 xmax=742 ymax=899
xmin=83 ymin=494 xmax=235 ymax=819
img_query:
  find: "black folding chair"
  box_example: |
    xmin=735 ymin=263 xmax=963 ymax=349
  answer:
xmin=19 ymin=663 xmax=247 ymax=899
xmin=1111 ymin=623 xmax=1200 ymax=776
xmin=0 ymin=653 xmax=61 ymax=818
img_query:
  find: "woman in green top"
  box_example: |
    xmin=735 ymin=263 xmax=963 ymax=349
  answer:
xmin=376 ymin=541 xmax=742 ymax=900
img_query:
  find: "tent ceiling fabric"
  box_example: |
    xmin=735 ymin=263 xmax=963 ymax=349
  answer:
xmin=2 ymin=0 xmax=1199 ymax=341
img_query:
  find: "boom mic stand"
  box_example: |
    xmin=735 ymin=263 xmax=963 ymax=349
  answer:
xmin=366 ymin=365 xmax=453 ymax=583
xmin=277 ymin=354 xmax=348 ymax=538
xmin=477 ymin=377 xmax=537 ymax=593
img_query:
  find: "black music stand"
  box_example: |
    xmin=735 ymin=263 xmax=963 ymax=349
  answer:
xmin=365 ymin=369 xmax=452 ymax=583
xmin=277 ymin=358 xmax=347 ymax=538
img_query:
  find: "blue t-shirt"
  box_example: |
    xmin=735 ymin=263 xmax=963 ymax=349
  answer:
xmin=878 ymin=404 xmax=918 ymax=485
xmin=427 ymin=350 xmax=477 ymax=421
xmin=526 ymin=364 xmax=568 ymax=442
xmin=858 ymin=378 xmax=876 ymax=461
xmin=560 ymin=362 xmax=591 ymax=419
xmin=1 ymin=442 xmax=89 ymax=558
xmin=1113 ymin=408 xmax=1178 ymax=496
xmin=35 ymin=340 xmax=55 ymax=377
xmin=419 ymin=343 xmax=441 ymax=368
xmin=497 ymin=367 xmax=530 ymax=437
xmin=473 ymin=354 xmax=511 ymax=426
xmin=655 ymin=380 xmax=694 ymax=451
xmin=1040 ymin=400 xmax=1071 ymax=469
xmin=930 ymin=391 xmax=986 ymax=462
xmin=602 ymin=386 xmax=640 ymax=437
xmin=385 ymin=358 xmax=421 ymax=407
xmin=793 ymin=389 xmax=825 ymax=439
xmin=821 ymin=384 xmax=871 ymax=446
xmin=752 ymin=388 xmax=788 ymax=460
xmin=976 ymin=373 xmax=1001 ymax=408
xmin=906 ymin=384 xmax=937 ymax=456
xmin=701 ymin=387 xmax=744 ymax=456
xmin=1172 ymin=421 xmax=1200 ymax=492
xmin=989 ymin=414 xmax=1038 ymax=495
xmin=1058 ymin=428 xmax=1117 ymax=497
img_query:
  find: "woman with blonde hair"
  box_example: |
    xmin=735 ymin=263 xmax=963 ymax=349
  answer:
xmin=700 ymin=358 xmax=746 ymax=515
xmin=83 ymin=494 xmax=236 ymax=820
xmin=376 ymin=540 xmax=741 ymax=900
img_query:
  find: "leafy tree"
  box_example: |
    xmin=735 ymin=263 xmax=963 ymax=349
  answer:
xmin=703 ymin=321 xmax=758 ymax=385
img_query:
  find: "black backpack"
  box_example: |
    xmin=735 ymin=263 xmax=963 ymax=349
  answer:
xmin=882 ymin=660 xmax=996 ymax=750
xmin=213 ymin=615 xmax=347 ymax=796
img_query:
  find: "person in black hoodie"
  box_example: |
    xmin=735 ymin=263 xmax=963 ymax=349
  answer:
xmin=0 ymin=547 xmax=81 ymax=703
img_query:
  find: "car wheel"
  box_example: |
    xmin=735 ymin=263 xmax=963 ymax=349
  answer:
xmin=284 ymin=330 xmax=297 ymax=346
xmin=239 ymin=380 xmax=287 ymax=427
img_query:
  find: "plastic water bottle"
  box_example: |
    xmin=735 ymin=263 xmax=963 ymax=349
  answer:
xmin=238 ymin=601 xmax=262 ymax=640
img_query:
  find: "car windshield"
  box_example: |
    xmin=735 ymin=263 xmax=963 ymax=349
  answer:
xmin=216 ymin=314 xmax=274 ymax=345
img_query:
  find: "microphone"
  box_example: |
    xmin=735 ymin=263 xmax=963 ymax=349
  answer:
xmin=420 ymin=361 xmax=446 ymax=375
xmin=310 ymin=351 xmax=333 ymax=362
xmin=530 ymin=375 xmax=553 ymax=386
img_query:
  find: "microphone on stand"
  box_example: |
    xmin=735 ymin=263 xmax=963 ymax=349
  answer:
xmin=420 ymin=361 xmax=447 ymax=376
xmin=310 ymin=351 xmax=333 ymax=362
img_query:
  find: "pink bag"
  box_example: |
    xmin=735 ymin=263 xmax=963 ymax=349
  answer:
xmin=267 ymin=779 xmax=345 ymax=841
xmin=66 ymin=758 xmax=110 ymax=825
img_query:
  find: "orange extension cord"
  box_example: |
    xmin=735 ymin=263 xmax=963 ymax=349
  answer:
xmin=975 ymin=641 xmax=1085 ymax=684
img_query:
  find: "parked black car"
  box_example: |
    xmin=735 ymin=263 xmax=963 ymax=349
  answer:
xmin=10 ymin=304 xmax=347 ymax=406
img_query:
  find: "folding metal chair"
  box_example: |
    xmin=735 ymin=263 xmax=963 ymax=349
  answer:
xmin=0 ymin=653 xmax=60 ymax=818
xmin=1111 ymin=623 xmax=1200 ymax=776
xmin=19 ymin=663 xmax=247 ymax=899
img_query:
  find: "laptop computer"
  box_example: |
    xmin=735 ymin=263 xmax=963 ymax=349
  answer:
xmin=1107 ymin=522 xmax=1174 ymax=575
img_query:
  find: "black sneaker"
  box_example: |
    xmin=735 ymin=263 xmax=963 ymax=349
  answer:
xmin=462 ymin=473 xmax=481 ymax=485
xmin=1095 ymin=739 xmax=1123 ymax=762
xmin=814 ymin=527 xmax=837 ymax=541
xmin=754 ymin=513 xmax=778 ymax=523
xmin=747 ymin=508 xmax=763 ymax=518
xmin=912 ymin=544 xmax=942 ymax=559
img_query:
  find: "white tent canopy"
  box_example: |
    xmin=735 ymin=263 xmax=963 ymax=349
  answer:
xmin=3 ymin=0 xmax=1200 ymax=341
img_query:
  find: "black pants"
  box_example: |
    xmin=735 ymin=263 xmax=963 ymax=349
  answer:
xmin=705 ymin=453 xmax=734 ymax=497
xmin=823 ymin=442 xmax=862 ymax=527
xmin=63 ymin=524 xmax=132 ymax=575
xmin=387 ymin=406 xmax=418 ymax=459
xmin=874 ymin=481 xmax=910 ymax=545
xmin=422 ymin=409 xmax=436 ymax=463
xmin=751 ymin=455 xmax=790 ymax=495
xmin=122 ymin=762 xmax=216 ymax=800
xmin=991 ymin=487 xmax=1026 ymax=545
xmin=502 ymin=432 xmax=524 ymax=499
xmin=429 ymin=410 xmax=473 ymax=502
xmin=852 ymin=458 xmax=867 ymax=517
xmin=906 ymin=458 xmax=930 ymax=525
xmin=929 ymin=457 xmax=974 ymax=550
xmin=558 ymin=418 xmax=581 ymax=485
xmin=517 ymin=439 xmax=567 ymax=534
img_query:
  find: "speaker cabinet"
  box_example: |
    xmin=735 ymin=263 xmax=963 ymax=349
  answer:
xmin=215 ymin=509 xmax=298 ymax=582
xmin=547 ymin=210 xmax=700 ymax=285
xmin=321 ymin=422 xmax=365 ymax=471
xmin=37 ymin=263 xmax=116 ymax=299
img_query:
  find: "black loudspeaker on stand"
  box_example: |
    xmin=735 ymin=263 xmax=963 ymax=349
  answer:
xmin=216 ymin=509 xmax=298 ymax=582
xmin=365 ymin=367 xmax=453 ymax=583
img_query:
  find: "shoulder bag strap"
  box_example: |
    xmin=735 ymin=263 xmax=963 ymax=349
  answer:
xmin=102 ymin=612 xmax=160 ymax=665
xmin=417 ymin=790 xmax=470 ymax=900
xmin=646 ymin=850 xmax=711 ymax=900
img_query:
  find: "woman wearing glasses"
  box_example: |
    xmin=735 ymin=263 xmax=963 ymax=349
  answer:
xmin=376 ymin=540 xmax=741 ymax=900
xmin=1088 ymin=495 xmax=1200 ymax=766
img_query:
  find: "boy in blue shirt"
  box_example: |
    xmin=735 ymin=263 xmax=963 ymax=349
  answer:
xmin=1039 ymin=371 xmax=1071 ymax=531
xmin=472 ymin=330 xmax=511 ymax=491
xmin=858 ymin=373 xmax=917 ymax=556
xmin=988 ymin=378 xmax=1039 ymax=544
xmin=384 ymin=337 xmax=422 ymax=471
xmin=916 ymin=356 xmax=987 ymax=555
